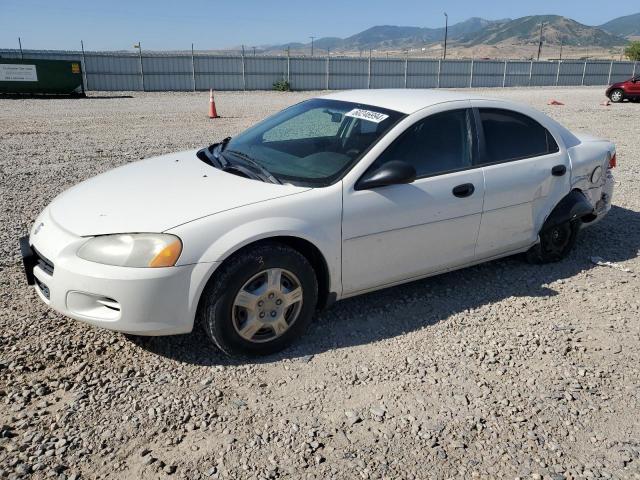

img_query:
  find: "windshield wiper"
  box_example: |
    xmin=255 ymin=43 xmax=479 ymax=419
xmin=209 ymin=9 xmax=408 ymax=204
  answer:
xmin=226 ymin=150 xmax=282 ymax=184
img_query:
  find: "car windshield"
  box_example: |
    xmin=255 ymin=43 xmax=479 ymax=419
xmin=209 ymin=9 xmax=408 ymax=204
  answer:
xmin=222 ymin=99 xmax=404 ymax=186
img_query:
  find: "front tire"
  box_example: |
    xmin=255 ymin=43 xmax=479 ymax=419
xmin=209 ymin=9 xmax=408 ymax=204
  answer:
xmin=526 ymin=220 xmax=580 ymax=264
xmin=198 ymin=243 xmax=318 ymax=356
xmin=609 ymin=89 xmax=624 ymax=103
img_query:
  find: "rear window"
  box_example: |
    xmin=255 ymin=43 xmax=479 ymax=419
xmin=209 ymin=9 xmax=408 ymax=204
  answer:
xmin=478 ymin=108 xmax=559 ymax=164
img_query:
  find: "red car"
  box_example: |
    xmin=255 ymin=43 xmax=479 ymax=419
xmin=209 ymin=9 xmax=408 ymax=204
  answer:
xmin=606 ymin=75 xmax=640 ymax=103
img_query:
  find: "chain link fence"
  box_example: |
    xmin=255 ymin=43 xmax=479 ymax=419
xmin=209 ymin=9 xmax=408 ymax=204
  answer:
xmin=1 ymin=49 xmax=637 ymax=92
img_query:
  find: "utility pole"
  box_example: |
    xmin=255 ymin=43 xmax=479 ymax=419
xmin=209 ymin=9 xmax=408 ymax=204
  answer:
xmin=309 ymin=36 xmax=315 ymax=57
xmin=443 ymin=13 xmax=448 ymax=60
xmin=559 ymin=37 xmax=564 ymax=61
xmin=18 ymin=37 xmax=23 ymax=59
xmin=252 ymin=46 xmax=256 ymax=56
xmin=536 ymin=22 xmax=544 ymax=61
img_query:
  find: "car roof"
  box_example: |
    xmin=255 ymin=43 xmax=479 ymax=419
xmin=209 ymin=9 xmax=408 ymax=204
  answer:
xmin=320 ymin=89 xmax=492 ymax=114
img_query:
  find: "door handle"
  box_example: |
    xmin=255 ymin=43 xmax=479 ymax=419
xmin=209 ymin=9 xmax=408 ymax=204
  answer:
xmin=452 ymin=183 xmax=475 ymax=198
xmin=551 ymin=165 xmax=567 ymax=176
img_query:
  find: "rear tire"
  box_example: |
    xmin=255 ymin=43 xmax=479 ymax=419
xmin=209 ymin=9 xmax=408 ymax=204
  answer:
xmin=526 ymin=220 xmax=580 ymax=264
xmin=609 ymin=89 xmax=624 ymax=103
xmin=197 ymin=243 xmax=318 ymax=356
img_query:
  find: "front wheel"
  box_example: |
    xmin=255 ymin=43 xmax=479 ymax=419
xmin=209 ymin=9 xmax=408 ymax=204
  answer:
xmin=526 ymin=220 xmax=580 ymax=264
xmin=198 ymin=243 xmax=318 ymax=356
xmin=609 ymin=89 xmax=624 ymax=103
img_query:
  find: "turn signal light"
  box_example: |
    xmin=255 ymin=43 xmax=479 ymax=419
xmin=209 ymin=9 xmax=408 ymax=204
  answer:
xmin=609 ymin=153 xmax=616 ymax=169
xmin=149 ymin=239 xmax=182 ymax=267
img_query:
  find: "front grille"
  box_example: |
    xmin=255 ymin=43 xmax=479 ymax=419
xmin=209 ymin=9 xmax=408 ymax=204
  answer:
xmin=32 ymin=247 xmax=54 ymax=276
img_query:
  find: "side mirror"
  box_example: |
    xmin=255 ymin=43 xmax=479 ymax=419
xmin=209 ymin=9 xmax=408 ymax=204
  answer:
xmin=355 ymin=160 xmax=417 ymax=190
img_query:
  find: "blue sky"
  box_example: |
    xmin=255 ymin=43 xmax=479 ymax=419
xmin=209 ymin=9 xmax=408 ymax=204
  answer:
xmin=1 ymin=0 xmax=636 ymax=51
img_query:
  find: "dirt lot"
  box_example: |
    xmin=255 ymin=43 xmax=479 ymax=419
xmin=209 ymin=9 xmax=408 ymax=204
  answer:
xmin=1 ymin=87 xmax=639 ymax=480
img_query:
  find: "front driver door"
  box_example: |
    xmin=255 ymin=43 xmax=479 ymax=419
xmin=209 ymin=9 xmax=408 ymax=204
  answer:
xmin=341 ymin=107 xmax=485 ymax=295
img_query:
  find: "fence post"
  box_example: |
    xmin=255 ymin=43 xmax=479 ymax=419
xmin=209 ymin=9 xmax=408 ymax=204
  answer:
xmin=632 ymin=61 xmax=637 ymax=78
xmin=404 ymin=56 xmax=408 ymax=88
xmin=287 ymin=49 xmax=290 ymax=83
xmin=191 ymin=43 xmax=196 ymax=92
xmin=581 ymin=60 xmax=587 ymax=86
xmin=528 ymin=60 xmax=533 ymax=86
xmin=241 ymin=51 xmax=246 ymax=91
xmin=80 ymin=40 xmax=89 ymax=91
xmin=137 ymin=46 xmax=145 ymax=91
xmin=326 ymin=55 xmax=329 ymax=90
xmin=555 ymin=59 xmax=561 ymax=86
xmin=469 ymin=59 xmax=474 ymax=88
xmin=607 ymin=60 xmax=613 ymax=85
xmin=367 ymin=50 xmax=372 ymax=89
xmin=502 ymin=60 xmax=507 ymax=87
xmin=437 ymin=59 xmax=441 ymax=88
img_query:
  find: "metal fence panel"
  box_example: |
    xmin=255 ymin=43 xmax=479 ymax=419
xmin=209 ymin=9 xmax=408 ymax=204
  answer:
xmin=245 ymin=57 xmax=287 ymax=90
xmin=87 ymin=73 xmax=141 ymax=91
xmin=610 ymin=61 xmax=635 ymax=83
xmin=439 ymin=60 xmax=472 ymax=88
xmin=194 ymin=56 xmax=243 ymax=90
xmin=406 ymin=60 xmax=439 ymax=88
xmin=329 ymin=58 xmax=368 ymax=89
xmin=370 ymin=59 xmax=405 ymax=88
xmin=583 ymin=61 xmax=610 ymax=86
xmin=473 ymin=61 xmax=505 ymax=87
xmin=504 ymin=61 xmax=532 ymax=87
xmin=530 ymin=61 xmax=557 ymax=86
xmin=290 ymin=58 xmax=326 ymax=90
xmin=557 ymin=61 xmax=584 ymax=86
xmin=0 ymin=49 xmax=635 ymax=91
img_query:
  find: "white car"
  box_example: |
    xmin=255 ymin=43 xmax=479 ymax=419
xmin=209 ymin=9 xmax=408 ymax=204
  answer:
xmin=20 ymin=90 xmax=615 ymax=356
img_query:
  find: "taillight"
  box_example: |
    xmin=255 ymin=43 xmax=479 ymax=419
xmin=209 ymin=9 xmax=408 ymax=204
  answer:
xmin=609 ymin=153 xmax=616 ymax=169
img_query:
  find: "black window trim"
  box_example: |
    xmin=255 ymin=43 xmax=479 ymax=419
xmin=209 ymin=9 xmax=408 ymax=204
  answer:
xmin=359 ymin=107 xmax=481 ymax=183
xmin=472 ymin=107 xmax=561 ymax=167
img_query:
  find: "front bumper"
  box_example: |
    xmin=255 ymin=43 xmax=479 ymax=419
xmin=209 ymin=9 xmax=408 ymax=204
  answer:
xmin=20 ymin=210 xmax=216 ymax=335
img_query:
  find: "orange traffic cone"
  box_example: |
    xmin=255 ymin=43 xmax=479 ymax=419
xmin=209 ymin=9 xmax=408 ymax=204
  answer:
xmin=208 ymin=89 xmax=219 ymax=118
xmin=547 ymin=99 xmax=564 ymax=106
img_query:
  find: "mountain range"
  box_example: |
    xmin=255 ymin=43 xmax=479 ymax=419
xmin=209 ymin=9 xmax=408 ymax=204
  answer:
xmin=268 ymin=13 xmax=639 ymax=53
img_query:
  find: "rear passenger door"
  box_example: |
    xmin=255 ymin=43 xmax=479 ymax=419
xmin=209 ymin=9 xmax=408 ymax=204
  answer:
xmin=472 ymin=104 xmax=571 ymax=258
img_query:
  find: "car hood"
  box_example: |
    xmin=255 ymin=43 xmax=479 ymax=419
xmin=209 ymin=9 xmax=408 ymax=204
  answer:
xmin=49 ymin=149 xmax=310 ymax=236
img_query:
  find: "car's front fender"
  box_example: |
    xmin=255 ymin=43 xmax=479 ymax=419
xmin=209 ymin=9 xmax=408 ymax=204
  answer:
xmin=167 ymin=185 xmax=344 ymax=296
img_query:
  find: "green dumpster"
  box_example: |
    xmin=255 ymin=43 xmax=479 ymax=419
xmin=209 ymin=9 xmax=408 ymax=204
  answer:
xmin=0 ymin=58 xmax=85 ymax=95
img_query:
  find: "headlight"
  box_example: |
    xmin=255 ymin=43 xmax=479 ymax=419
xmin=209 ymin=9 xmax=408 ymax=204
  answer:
xmin=77 ymin=233 xmax=182 ymax=268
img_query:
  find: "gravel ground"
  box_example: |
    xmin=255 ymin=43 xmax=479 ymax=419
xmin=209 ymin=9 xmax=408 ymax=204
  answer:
xmin=1 ymin=87 xmax=639 ymax=480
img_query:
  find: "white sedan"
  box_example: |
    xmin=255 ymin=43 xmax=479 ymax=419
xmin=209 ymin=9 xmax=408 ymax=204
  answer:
xmin=20 ymin=90 xmax=615 ymax=356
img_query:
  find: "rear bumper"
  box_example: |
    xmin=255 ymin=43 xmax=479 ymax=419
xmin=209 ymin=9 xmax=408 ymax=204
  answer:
xmin=21 ymin=209 xmax=217 ymax=335
xmin=584 ymin=171 xmax=614 ymax=227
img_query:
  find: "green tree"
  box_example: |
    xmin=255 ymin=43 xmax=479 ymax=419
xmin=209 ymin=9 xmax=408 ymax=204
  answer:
xmin=625 ymin=41 xmax=640 ymax=61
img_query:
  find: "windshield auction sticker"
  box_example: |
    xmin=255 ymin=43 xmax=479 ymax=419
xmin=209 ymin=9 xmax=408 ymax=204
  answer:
xmin=345 ymin=108 xmax=389 ymax=123
xmin=0 ymin=64 xmax=38 ymax=82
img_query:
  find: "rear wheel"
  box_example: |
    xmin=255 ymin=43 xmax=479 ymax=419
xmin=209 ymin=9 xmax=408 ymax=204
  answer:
xmin=526 ymin=220 xmax=580 ymax=264
xmin=609 ymin=89 xmax=624 ymax=103
xmin=198 ymin=243 xmax=318 ymax=356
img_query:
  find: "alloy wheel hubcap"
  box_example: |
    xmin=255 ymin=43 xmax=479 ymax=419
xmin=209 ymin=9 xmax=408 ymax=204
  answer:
xmin=232 ymin=268 xmax=303 ymax=343
xmin=611 ymin=91 xmax=622 ymax=101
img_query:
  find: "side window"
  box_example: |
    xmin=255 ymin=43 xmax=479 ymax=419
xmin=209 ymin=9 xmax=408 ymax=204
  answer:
xmin=372 ymin=109 xmax=473 ymax=178
xmin=478 ymin=108 xmax=559 ymax=164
